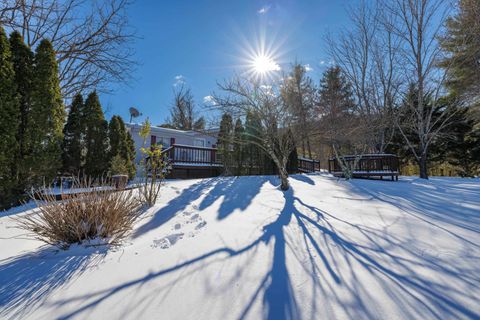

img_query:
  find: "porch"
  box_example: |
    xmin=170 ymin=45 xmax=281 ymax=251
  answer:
xmin=328 ymin=154 xmax=399 ymax=181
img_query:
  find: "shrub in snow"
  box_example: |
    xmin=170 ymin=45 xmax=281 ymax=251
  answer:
xmin=138 ymin=119 xmax=170 ymax=207
xmin=17 ymin=178 xmax=142 ymax=249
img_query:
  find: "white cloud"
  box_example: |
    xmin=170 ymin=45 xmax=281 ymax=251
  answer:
xmin=304 ymin=64 xmax=313 ymax=72
xmin=319 ymin=60 xmax=326 ymax=65
xmin=173 ymin=75 xmax=186 ymax=86
xmin=258 ymin=5 xmax=271 ymax=14
xmin=203 ymin=95 xmax=215 ymax=106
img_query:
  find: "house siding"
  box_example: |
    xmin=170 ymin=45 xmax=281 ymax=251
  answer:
xmin=126 ymin=123 xmax=218 ymax=166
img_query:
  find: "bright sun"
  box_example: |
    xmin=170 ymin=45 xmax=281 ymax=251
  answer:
xmin=252 ymin=54 xmax=280 ymax=75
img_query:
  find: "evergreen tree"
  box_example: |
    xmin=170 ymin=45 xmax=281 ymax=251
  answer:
xmin=218 ymin=113 xmax=234 ymax=174
xmin=286 ymin=129 xmax=299 ymax=174
xmin=30 ymin=39 xmax=65 ymax=184
xmin=442 ymin=102 xmax=480 ymax=177
xmin=318 ymin=66 xmax=356 ymax=156
xmin=244 ymin=110 xmax=263 ymax=174
xmin=83 ymin=91 xmax=109 ymax=177
xmin=62 ymin=93 xmax=84 ymax=174
xmin=0 ymin=27 xmax=19 ymax=209
xmin=125 ymin=130 xmax=137 ymax=178
xmin=108 ymin=115 xmax=136 ymax=178
xmin=9 ymin=31 xmax=33 ymax=190
xmin=233 ymin=118 xmax=244 ymax=175
xmin=281 ymin=63 xmax=316 ymax=158
xmin=440 ymin=0 xmax=480 ymax=117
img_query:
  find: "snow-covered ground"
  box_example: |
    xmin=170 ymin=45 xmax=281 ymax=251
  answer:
xmin=1 ymin=174 xmax=479 ymax=320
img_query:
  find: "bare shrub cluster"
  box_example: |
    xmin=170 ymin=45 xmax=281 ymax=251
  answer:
xmin=17 ymin=178 xmax=142 ymax=248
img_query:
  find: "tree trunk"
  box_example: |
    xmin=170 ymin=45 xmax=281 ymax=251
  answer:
xmin=418 ymin=153 xmax=428 ymax=179
xmin=279 ymin=167 xmax=290 ymax=191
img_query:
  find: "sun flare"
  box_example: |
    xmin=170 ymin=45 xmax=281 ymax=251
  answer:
xmin=251 ymin=54 xmax=281 ymax=75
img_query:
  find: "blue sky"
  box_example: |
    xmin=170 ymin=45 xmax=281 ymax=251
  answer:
xmin=101 ymin=0 xmax=354 ymax=125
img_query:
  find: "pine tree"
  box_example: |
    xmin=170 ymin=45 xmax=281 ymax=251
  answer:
xmin=217 ymin=113 xmax=233 ymax=174
xmin=108 ymin=115 xmax=136 ymax=178
xmin=440 ymin=0 xmax=480 ymax=115
xmin=30 ymin=39 xmax=65 ymax=184
xmin=83 ymin=91 xmax=109 ymax=177
xmin=0 ymin=27 xmax=19 ymax=209
xmin=233 ymin=118 xmax=244 ymax=175
xmin=281 ymin=63 xmax=316 ymax=158
xmin=244 ymin=110 xmax=263 ymax=174
xmin=125 ymin=130 xmax=137 ymax=178
xmin=62 ymin=93 xmax=84 ymax=174
xmin=9 ymin=31 xmax=33 ymax=191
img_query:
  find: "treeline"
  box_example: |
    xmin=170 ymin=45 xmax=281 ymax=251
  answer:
xmin=217 ymin=111 xmax=298 ymax=176
xmin=0 ymin=28 xmax=134 ymax=210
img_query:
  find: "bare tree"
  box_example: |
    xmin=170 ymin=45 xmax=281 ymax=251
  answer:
xmin=168 ymin=84 xmax=205 ymax=130
xmin=1 ymin=0 xmax=136 ymax=98
xmin=213 ymin=76 xmax=296 ymax=190
xmin=326 ymin=0 xmax=402 ymax=153
xmin=382 ymin=0 xmax=454 ymax=178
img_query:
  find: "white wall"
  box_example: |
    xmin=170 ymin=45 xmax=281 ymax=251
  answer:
xmin=126 ymin=124 xmax=218 ymax=165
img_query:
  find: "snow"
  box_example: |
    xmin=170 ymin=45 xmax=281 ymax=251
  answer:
xmin=1 ymin=174 xmax=479 ymax=319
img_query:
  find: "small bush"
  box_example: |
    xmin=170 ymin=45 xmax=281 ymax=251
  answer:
xmin=17 ymin=178 xmax=142 ymax=248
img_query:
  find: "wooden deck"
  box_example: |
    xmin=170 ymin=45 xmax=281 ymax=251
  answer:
xmin=298 ymin=158 xmax=320 ymax=173
xmin=164 ymin=144 xmax=222 ymax=179
xmin=328 ymin=154 xmax=399 ymax=181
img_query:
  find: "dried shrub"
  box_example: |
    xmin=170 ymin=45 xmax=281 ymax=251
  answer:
xmin=17 ymin=178 xmax=142 ymax=248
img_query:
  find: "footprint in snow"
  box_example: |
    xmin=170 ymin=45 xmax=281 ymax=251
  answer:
xmin=195 ymin=221 xmax=207 ymax=230
xmin=152 ymin=233 xmax=184 ymax=249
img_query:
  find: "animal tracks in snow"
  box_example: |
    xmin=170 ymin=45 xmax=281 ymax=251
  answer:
xmin=152 ymin=205 xmax=207 ymax=250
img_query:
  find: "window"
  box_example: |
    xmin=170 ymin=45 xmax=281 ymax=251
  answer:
xmin=194 ymin=138 xmax=205 ymax=147
xmin=150 ymin=135 xmax=157 ymax=146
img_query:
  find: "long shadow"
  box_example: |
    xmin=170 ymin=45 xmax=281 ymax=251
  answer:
xmin=0 ymin=246 xmax=105 ymax=319
xmin=134 ymin=176 xmax=269 ymax=239
xmin=347 ymin=178 xmax=480 ymax=237
xmin=199 ymin=175 xmax=269 ymax=220
xmin=133 ymin=178 xmax=219 ymax=238
xmin=290 ymin=174 xmax=315 ymax=186
xmin=53 ymin=178 xmax=480 ymax=319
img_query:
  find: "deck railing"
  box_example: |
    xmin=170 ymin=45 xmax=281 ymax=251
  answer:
xmin=328 ymin=154 xmax=399 ymax=178
xmin=298 ymin=158 xmax=320 ymax=173
xmin=164 ymin=144 xmax=221 ymax=166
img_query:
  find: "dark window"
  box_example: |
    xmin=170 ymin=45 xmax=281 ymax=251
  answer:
xmin=151 ymin=135 xmax=157 ymax=145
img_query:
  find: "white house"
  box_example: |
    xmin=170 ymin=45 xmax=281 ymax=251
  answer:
xmin=126 ymin=123 xmax=219 ymax=165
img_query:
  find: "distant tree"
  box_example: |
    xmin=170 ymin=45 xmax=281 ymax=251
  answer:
xmin=62 ymin=94 xmax=84 ymax=175
xmin=244 ymin=110 xmax=262 ymax=175
xmin=9 ymin=31 xmax=33 ymax=191
xmin=286 ymin=129 xmax=299 ymax=174
xmin=318 ymin=66 xmax=362 ymax=179
xmin=214 ymin=76 xmax=297 ymax=190
xmin=381 ymin=0 xmax=452 ymax=179
xmin=217 ymin=113 xmax=234 ymax=174
xmin=0 ymin=27 xmax=19 ymax=209
xmin=0 ymin=0 xmax=137 ymax=98
xmin=29 ymin=39 xmax=65 ymax=185
xmin=108 ymin=115 xmax=136 ymax=178
xmin=281 ymin=63 xmax=316 ymax=158
xmin=168 ymin=85 xmax=205 ymax=130
xmin=441 ymin=100 xmax=480 ymax=177
xmin=83 ymin=91 xmax=109 ymax=177
xmin=440 ymin=0 xmax=480 ymax=118
xmin=233 ymin=118 xmax=245 ymax=175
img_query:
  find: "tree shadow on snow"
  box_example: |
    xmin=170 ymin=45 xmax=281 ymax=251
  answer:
xmin=55 ymin=177 xmax=480 ymax=319
xmin=133 ymin=176 xmax=268 ymax=238
xmin=0 ymin=245 xmax=105 ymax=319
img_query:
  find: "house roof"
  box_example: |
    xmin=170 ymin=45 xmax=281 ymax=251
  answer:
xmin=126 ymin=123 xmax=217 ymax=138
